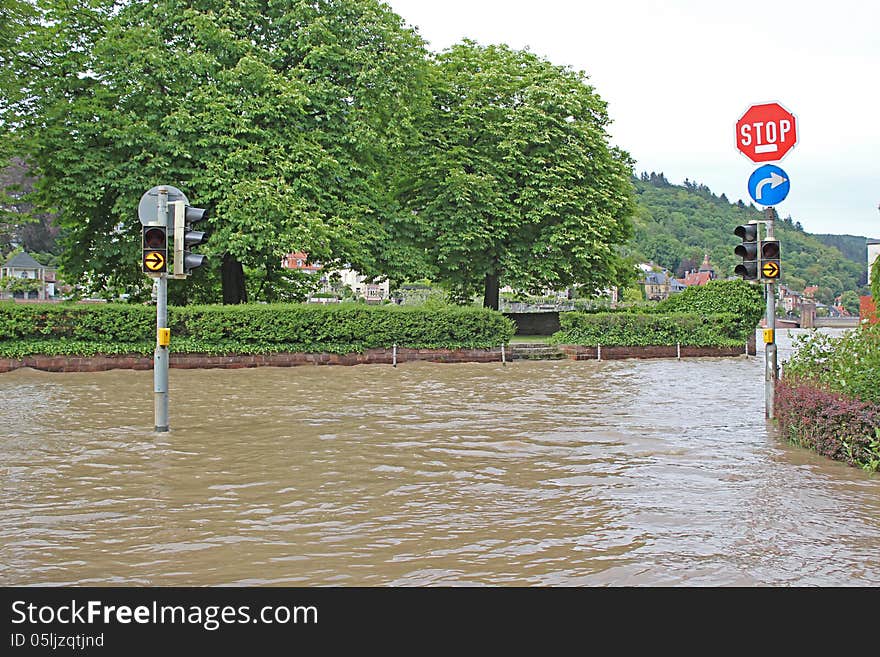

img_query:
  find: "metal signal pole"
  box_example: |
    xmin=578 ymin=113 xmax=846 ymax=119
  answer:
xmin=764 ymin=207 xmax=777 ymax=419
xmin=154 ymin=188 xmax=170 ymax=432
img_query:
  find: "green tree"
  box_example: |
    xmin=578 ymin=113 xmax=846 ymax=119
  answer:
xmin=2 ymin=0 xmax=429 ymax=303
xmin=397 ymin=41 xmax=635 ymax=310
xmin=839 ymin=290 xmax=860 ymax=315
xmin=658 ymin=279 xmax=764 ymax=329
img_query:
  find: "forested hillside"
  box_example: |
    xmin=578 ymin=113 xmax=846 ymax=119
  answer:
xmin=812 ymin=233 xmax=868 ymax=270
xmin=628 ymin=173 xmax=867 ymax=303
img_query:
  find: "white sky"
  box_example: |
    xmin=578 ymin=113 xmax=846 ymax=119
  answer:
xmin=384 ymin=0 xmax=880 ymax=239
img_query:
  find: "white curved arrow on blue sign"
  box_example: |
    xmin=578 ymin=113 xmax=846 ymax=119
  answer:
xmin=747 ymin=164 xmax=790 ymax=206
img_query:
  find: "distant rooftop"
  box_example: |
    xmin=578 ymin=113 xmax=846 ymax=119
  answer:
xmin=3 ymin=252 xmax=44 ymax=269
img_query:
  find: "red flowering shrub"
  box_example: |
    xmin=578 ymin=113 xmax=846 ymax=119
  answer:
xmin=775 ymin=378 xmax=880 ymax=470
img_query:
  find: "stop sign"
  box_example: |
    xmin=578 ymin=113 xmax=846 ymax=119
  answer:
xmin=735 ymin=102 xmax=798 ymax=162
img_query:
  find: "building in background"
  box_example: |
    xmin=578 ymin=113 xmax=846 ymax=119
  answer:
xmin=862 ymin=237 xmax=879 ymax=324
xmin=1 ymin=251 xmax=56 ymax=300
xmin=281 ymin=252 xmax=389 ymax=302
xmin=868 ymin=239 xmax=880 ymax=286
xmin=681 ymin=254 xmax=716 ymax=287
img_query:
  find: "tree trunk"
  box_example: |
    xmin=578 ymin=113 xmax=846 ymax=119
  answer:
xmin=221 ymin=254 xmax=248 ymax=304
xmin=483 ymin=271 xmax=500 ymax=310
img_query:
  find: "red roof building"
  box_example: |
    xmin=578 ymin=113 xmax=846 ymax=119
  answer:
xmin=281 ymin=252 xmax=322 ymax=274
xmin=681 ymin=253 xmax=716 ymax=287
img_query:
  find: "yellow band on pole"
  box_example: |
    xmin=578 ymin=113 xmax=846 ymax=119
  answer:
xmin=158 ymin=328 xmax=170 ymax=346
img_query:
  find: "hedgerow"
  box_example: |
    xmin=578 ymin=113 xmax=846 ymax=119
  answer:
xmin=552 ymin=312 xmax=753 ymax=347
xmin=0 ymin=302 xmax=515 ymax=357
xmin=656 ymin=278 xmax=764 ymax=328
xmin=551 ymin=279 xmax=762 ymax=347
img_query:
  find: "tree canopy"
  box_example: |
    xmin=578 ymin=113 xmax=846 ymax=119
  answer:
xmin=395 ymin=41 xmax=636 ymax=309
xmin=2 ymin=0 xmax=430 ymax=302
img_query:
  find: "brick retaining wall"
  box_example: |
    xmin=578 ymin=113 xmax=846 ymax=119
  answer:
xmin=0 ymin=348 xmax=505 ymax=373
xmin=0 ymin=342 xmax=752 ymax=373
xmin=558 ymin=344 xmax=749 ymax=360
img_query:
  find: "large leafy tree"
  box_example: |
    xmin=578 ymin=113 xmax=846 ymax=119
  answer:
xmin=2 ymin=0 xmax=429 ymax=302
xmin=396 ymin=41 xmax=636 ymax=309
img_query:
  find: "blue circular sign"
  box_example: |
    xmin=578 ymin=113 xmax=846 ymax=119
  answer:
xmin=747 ymin=164 xmax=790 ymax=206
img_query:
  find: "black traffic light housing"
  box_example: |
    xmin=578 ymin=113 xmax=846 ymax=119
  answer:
xmin=142 ymin=225 xmax=168 ymax=275
xmin=760 ymin=239 xmax=781 ymax=280
xmin=734 ymin=223 xmax=759 ymax=280
xmin=172 ymin=203 xmax=208 ymax=277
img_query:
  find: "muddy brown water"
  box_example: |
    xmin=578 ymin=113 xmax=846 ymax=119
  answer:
xmin=1 ymin=329 xmax=878 ymax=586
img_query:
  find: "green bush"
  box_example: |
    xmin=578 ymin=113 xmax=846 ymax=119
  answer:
xmin=657 ymin=279 xmax=764 ymax=328
xmin=783 ymin=325 xmax=880 ymax=404
xmin=0 ymin=302 xmax=516 ymax=357
xmin=551 ymin=311 xmax=752 ymax=347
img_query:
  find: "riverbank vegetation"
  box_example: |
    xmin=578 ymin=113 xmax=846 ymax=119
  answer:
xmin=777 ymin=325 xmax=880 ymax=471
xmin=0 ymin=303 xmax=515 ymax=358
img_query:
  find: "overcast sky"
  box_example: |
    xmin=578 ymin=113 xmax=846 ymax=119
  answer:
xmin=384 ymin=0 xmax=880 ymax=239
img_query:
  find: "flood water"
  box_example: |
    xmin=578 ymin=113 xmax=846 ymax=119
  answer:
xmin=1 ymin=329 xmax=878 ymax=586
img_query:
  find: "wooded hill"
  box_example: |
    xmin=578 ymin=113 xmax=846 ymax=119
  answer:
xmin=627 ymin=173 xmax=868 ymax=303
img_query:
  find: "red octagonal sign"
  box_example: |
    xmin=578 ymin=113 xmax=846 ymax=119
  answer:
xmin=735 ymin=102 xmax=798 ymax=163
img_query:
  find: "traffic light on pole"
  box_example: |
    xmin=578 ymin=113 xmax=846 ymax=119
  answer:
xmin=142 ymin=224 xmax=168 ymax=275
xmin=733 ymin=223 xmax=759 ymax=280
xmin=760 ymin=239 xmax=781 ymax=280
xmin=172 ymin=202 xmax=208 ymax=278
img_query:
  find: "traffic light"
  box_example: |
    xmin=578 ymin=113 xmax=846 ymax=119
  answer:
xmin=760 ymin=239 xmax=781 ymax=280
xmin=142 ymin=225 xmax=168 ymax=275
xmin=734 ymin=223 xmax=759 ymax=280
xmin=172 ymin=202 xmax=208 ymax=277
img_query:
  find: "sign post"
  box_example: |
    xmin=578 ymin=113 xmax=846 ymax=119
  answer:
xmin=763 ymin=209 xmax=778 ymax=420
xmin=153 ymin=188 xmax=170 ymax=432
xmin=736 ymin=102 xmax=797 ymax=420
xmin=138 ymin=185 xmax=209 ymax=433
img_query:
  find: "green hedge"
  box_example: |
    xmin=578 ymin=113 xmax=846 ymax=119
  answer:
xmin=552 ymin=311 xmax=752 ymax=347
xmin=656 ymin=279 xmax=764 ymax=328
xmin=550 ymin=279 xmax=762 ymax=348
xmin=0 ymin=302 xmax=516 ymax=357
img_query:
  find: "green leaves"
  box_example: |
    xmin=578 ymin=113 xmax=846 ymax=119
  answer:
xmin=0 ymin=301 xmax=516 ymax=357
xmin=785 ymin=324 xmax=880 ymax=404
xmin=553 ymin=311 xmax=751 ymax=347
xmin=657 ymin=279 xmax=764 ymax=329
xmin=8 ymin=0 xmax=430 ymax=302
xmin=398 ymin=41 xmax=636 ymax=307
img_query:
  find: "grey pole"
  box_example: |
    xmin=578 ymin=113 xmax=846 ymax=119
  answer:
xmin=154 ymin=188 xmax=170 ymax=432
xmin=764 ymin=208 xmax=777 ymax=420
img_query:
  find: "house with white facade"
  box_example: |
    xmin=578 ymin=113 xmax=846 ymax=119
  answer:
xmin=868 ymin=239 xmax=880 ymax=286
xmin=1 ymin=252 xmax=55 ymax=300
xmin=281 ymin=252 xmax=389 ymax=302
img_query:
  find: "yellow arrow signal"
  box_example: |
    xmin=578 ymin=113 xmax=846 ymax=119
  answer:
xmin=143 ymin=251 xmax=166 ymax=272
xmin=761 ymin=261 xmax=780 ymax=278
